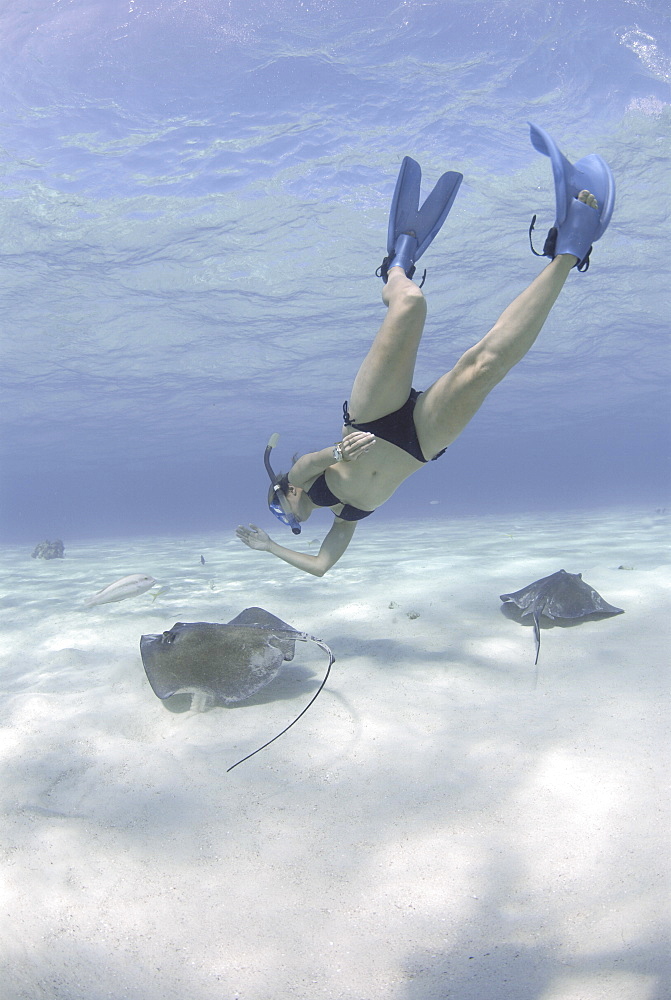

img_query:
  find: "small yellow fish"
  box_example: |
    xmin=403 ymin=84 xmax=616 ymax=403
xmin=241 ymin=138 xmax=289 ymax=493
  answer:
xmin=150 ymin=585 xmax=172 ymax=602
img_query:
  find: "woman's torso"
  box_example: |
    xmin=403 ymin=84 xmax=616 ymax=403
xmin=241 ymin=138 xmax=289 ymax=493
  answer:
xmin=303 ymin=428 xmax=423 ymax=513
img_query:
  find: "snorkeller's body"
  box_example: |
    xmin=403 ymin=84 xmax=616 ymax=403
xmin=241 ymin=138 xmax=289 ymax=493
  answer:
xmin=237 ymin=254 xmax=577 ymax=576
xmin=237 ymin=127 xmax=615 ymax=577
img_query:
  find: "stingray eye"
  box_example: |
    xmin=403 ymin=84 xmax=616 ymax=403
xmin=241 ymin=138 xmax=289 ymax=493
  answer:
xmin=162 ymin=631 xmax=176 ymax=643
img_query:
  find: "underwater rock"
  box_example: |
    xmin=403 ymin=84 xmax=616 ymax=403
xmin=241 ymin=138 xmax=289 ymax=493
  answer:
xmin=31 ymin=539 xmax=65 ymax=560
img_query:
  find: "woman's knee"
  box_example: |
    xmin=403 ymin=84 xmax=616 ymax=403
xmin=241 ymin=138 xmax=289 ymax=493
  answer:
xmin=467 ymin=348 xmax=510 ymax=390
xmin=453 ymin=345 xmax=507 ymax=393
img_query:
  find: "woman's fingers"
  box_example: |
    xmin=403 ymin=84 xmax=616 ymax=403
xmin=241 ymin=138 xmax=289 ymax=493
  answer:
xmin=236 ymin=524 xmax=266 ymax=548
xmin=344 ymin=431 xmax=375 ymax=459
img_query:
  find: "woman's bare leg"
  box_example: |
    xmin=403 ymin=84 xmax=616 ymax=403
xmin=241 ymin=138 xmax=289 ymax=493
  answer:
xmin=415 ymin=248 xmax=581 ymax=457
xmin=413 ymin=192 xmax=597 ymax=459
xmin=347 ymin=268 xmax=427 ymax=421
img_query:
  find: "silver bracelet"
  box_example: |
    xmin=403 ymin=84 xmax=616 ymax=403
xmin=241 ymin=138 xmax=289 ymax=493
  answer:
xmin=332 ymin=443 xmax=343 ymax=462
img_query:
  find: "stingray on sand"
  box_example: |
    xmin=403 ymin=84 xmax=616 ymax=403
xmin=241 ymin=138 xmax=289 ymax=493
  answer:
xmin=500 ymin=569 xmax=624 ymax=666
xmin=140 ymin=607 xmax=334 ymax=770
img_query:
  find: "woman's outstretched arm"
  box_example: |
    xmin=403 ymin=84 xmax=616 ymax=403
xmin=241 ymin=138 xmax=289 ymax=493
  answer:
xmin=236 ymin=518 xmax=357 ymax=577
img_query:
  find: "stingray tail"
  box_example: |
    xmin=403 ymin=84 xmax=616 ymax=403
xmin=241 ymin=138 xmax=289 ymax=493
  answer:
xmin=531 ymin=612 xmax=542 ymax=688
xmin=226 ymin=636 xmax=335 ymax=772
xmin=533 ymin=612 xmax=541 ymax=665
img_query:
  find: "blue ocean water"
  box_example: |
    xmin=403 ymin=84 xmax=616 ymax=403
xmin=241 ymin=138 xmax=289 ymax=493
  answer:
xmin=1 ymin=0 xmax=669 ymax=542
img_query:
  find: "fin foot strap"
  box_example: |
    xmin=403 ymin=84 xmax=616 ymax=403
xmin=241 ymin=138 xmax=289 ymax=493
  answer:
xmin=528 ymin=214 xmax=592 ymax=272
xmin=376 ymin=256 xmax=426 ymax=288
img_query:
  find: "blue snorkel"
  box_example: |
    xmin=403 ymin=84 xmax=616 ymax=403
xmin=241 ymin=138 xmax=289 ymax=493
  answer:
xmin=264 ymin=433 xmax=302 ymax=535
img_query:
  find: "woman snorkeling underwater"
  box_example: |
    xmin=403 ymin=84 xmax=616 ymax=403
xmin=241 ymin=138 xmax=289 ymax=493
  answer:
xmin=236 ymin=124 xmax=615 ymax=577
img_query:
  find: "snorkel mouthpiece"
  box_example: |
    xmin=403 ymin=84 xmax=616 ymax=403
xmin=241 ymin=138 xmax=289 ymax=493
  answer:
xmin=264 ymin=433 xmax=301 ymax=535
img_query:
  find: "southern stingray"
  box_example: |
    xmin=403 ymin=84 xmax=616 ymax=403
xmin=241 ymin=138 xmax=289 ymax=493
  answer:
xmin=500 ymin=569 xmax=624 ymax=667
xmin=140 ymin=607 xmax=334 ymax=770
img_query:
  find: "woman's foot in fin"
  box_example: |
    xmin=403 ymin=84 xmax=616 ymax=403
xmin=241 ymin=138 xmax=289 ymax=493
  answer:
xmin=528 ymin=123 xmax=615 ymax=273
xmin=549 ymin=189 xmax=604 ymax=270
xmin=577 ymin=189 xmax=599 ymax=211
xmin=556 ymin=190 xmax=599 ymax=265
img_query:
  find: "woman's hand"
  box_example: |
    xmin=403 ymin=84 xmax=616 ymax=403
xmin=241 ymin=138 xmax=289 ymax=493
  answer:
xmin=236 ymin=524 xmax=272 ymax=551
xmin=341 ymin=431 xmax=375 ymax=461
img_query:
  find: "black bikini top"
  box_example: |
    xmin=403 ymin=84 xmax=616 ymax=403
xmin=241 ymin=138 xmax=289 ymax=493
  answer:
xmin=306 ymin=473 xmax=374 ymax=522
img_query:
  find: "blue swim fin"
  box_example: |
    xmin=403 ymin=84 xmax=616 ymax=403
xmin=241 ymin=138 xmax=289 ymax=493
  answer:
xmin=528 ymin=123 xmax=615 ymax=272
xmin=377 ymin=157 xmax=463 ymax=283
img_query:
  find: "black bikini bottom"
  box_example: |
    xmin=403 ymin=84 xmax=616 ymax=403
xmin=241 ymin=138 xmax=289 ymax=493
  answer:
xmin=343 ymin=388 xmax=446 ymax=463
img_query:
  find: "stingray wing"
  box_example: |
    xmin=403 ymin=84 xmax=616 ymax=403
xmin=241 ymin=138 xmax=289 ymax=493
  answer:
xmin=499 ymin=570 xmax=568 ymax=617
xmin=227 ymin=606 xmax=298 ymax=661
xmin=540 ymin=570 xmax=624 ymax=620
xmin=500 ymin=569 xmax=624 ymax=621
xmin=140 ymin=621 xmax=289 ymax=705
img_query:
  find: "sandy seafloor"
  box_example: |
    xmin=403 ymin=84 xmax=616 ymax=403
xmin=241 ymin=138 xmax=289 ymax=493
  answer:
xmin=0 ymin=507 xmax=669 ymax=1000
